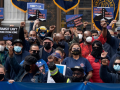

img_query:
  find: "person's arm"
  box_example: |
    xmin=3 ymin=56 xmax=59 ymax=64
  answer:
xmin=46 ymin=25 xmax=56 ymax=37
xmin=83 ymin=21 xmax=88 ymax=32
xmin=32 ymin=19 xmax=40 ymax=31
xmin=29 ymin=21 xmax=34 ymax=32
xmin=19 ymin=22 xmax=25 ymax=42
xmin=101 ymin=21 xmax=107 ymax=38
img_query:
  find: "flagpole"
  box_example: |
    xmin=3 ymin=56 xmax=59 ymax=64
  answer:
xmin=66 ymin=12 xmax=67 ymax=28
xmin=24 ymin=13 xmax=26 ymax=29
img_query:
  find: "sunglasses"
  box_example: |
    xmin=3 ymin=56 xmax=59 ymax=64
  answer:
xmin=31 ymin=50 xmax=40 ymax=53
xmin=114 ymin=63 xmax=120 ymax=65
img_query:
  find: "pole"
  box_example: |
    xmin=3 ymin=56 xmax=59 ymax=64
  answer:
xmin=24 ymin=13 xmax=26 ymax=29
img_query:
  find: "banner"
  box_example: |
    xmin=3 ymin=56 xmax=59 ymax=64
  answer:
xmin=0 ymin=27 xmax=19 ymax=41
xmin=47 ymin=64 xmax=66 ymax=83
xmin=66 ymin=14 xmax=83 ymax=28
xmin=0 ymin=8 xmax=4 ymax=19
xmin=1 ymin=82 xmax=120 ymax=90
xmin=93 ymin=0 xmax=120 ymax=31
xmin=53 ymin=0 xmax=80 ymax=13
xmin=11 ymin=0 xmax=38 ymax=13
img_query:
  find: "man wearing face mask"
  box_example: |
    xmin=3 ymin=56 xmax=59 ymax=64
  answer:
xmin=39 ymin=37 xmax=55 ymax=62
xmin=80 ymin=21 xmax=107 ymax=58
xmin=47 ymin=56 xmax=87 ymax=84
xmin=53 ymin=33 xmax=69 ymax=57
xmin=0 ymin=41 xmax=8 ymax=65
xmin=5 ymin=39 xmax=30 ymax=79
xmin=7 ymin=47 xmax=44 ymax=83
xmin=90 ymin=30 xmax=99 ymax=39
xmin=100 ymin=56 xmax=120 ymax=83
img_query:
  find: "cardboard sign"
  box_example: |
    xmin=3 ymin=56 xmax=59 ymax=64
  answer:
xmin=27 ymin=3 xmax=46 ymax=20
xmin=0 ymin=8 xmax=4 ymax=19
xmin=66 ymin=14 xmax=83 ymax=28
xmin=47 ymin=64 xmax=66 ymax=83
xmin=0 ymin=27 xmax=19 ymax=41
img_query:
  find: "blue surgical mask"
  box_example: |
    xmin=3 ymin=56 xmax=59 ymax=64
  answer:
xmin=14 ymin=46 xmax=22 ymax=53
xmin=39 ymin=32 xmax=46 ymax=37
xmin=93 ymin=36 xmax=98 ymax=39
xmin=113 ymin=64 xmax=120 ymax=71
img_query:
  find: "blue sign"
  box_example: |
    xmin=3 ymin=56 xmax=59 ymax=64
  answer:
xmin=27 ymin=3 xmax=44 ymax=10
xmin=1 ymin=82 xmax=120 ymax=90
xmin=0 ymin=8 xmax=4 ymax=19
xmin=53 ymin=0 xmax=80 ymax=13
xmin=36 ymin=9 xmax=47 ymax=21
xmin=93 ymin=0 xmax=119 ymax=30
xmin=66 ymin=14 xmax=83 ymax=27
xmin=11 ymin=0 xmax=37 ymax=13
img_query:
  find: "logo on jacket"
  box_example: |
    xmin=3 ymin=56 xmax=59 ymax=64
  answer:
xmin=80 ymin=63 xmax=84 ymax=67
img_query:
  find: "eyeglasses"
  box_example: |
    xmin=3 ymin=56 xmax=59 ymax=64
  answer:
xmin=114 ymin=63 xmax=120 ymax=65
xmin=31 ymin=50 xmax=40 ymax=53
xmin=73 ymin=73 xmax=82 ymax=75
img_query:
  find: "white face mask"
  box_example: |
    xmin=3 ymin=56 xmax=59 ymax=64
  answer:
xmin=86 ymin=36 xmax=92 ymax=43
xmin=0 ymin=45 xmax=5 ymax=52
xmin=78 ymin=34 xmax=83 ymax=39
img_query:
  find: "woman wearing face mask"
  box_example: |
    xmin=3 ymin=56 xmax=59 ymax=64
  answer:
xmin=64 ymin=30 xmax=72 ymax=43
xmin=62 ymin=43 xmax=93 ymax=82
xmin=86 ymin=41 xmax=109 ymax=83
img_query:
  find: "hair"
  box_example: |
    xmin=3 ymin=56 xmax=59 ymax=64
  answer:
xmin=90 ymin=30 xmax=98 ymax=34
xmin=77 ymin=27 xmax=84 ymax=32
xmin=92 ymin=40 xmax=102 ymax=48
xmin=69 ymin=43 xmax=82 ymax=57
xmin=114 ymin=56 xmax=120 ymax=63
xmin=55 ymin=47 xmax=66 ymax=58
xmin=64 ymin=29 xmax=72 ymax=35
xmin=30 ymin=44 xmax=39 ymax=50
xmin=0 ymin=64 xmax=6 ymax=73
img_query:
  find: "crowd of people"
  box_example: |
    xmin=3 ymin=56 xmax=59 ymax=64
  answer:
xmin=0 ymin=19 xmax=120 ymax=84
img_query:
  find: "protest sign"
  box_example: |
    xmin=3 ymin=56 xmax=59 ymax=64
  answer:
xmin=0 ymin=8 xmax=4 ymax=19
xmin=36 ymin=9 xmax=47 ymax=21
xmin=0 ymin=27 xmax=19 ymax=41
xmin=66 ymin=14 xmax=83 ymax=28
xmin=47 ymin=64 xmax=66 ymax=83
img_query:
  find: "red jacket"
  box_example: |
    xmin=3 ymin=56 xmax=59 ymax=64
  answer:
xmin=86 ymin=55 xmax=104 ymax=83
xmin=80 ymin=34 xmax=107 ymax=58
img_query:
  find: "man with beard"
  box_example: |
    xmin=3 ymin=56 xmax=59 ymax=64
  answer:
xmin=47 ymin=56 xmax=87 ymax=84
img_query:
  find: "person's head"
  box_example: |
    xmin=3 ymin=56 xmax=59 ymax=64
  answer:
xmin=91 ymin=40 xmax=103 ymax=58
xmin=69 ymin=43 xmax=82 ymax=57
xmin=54 ymin=33 xmax=65 ymax=49
xmin=64 ymin=29 xmax=72 ymax=42
xmin=60 ymin=28 xmax=66 ymax=35
xmin=83 ymin=31 xmax=92 ymax=44
xmin=43 ymin=37 xmax=53 ymax=51
xmin=13 ymin=39 xmax=23 ymax=54
xmin=29 ymin=44 xmax=40 ymax=60
xmin=76 ymin=27 xmax=84 ymax=42
xmin=108 ymin=30 xmax=114 ymax=37
xmin=37 ymin=26 xmax=48 ymax=40
xmin=71 ymin=66 xmax=84 ymax=82
xmin=90 ymin=30 xmax=98 ymax=39
xmin=0 ymin=41 xmax=6 ymax=52
xmin=55 ymin=47 xmax=66 ymax=62
xmin=0 ymin=64 xmax=6 ymax=81
xmin=23 ymin=55 xmax=38 ymax=73
xmin=113 ymin=57 xmax=120 ymax=73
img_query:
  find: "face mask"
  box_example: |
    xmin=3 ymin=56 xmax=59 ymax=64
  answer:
xmin=64 ymin=36 xmax=71 ymax=41
xmin=111 ymin=36 xmax=114 ymax=37
xmin=58 ymin=41 xmax=65 ymax=49
xmin=113 ymin=64 xmax=120 ymax=71
xmin=31 ymin=51 xmax=40 ymax=60
xmin=14 ymin=46 xmax=22 ymax=53
xmin=78 ymin=34 xmax=83 ymax=39
xmin=91 ymin=47 xmax=103 ymax=57
xmin=39 ymin=32 xmax=46 ymax=40
xmin=72 ymin=76 xmax=83 ymax=82
xmin=28 ymin=37 xmax=36 ymax=44
xmin=72 ymin=50 xmax=80 ymax=55
xmin=24 ymin=65 xmax=31 ymax=72
xmin=0 ymin=45 xmax=4 ymax=52
xmin=0 ymin=74 xmax=4 ymax=80
xmin=86 ymin=36 xmax=92 ymax=43
xmin=93 ymin=36 xmax=98 ymax=39
xmin=44 ymin=43 xmax=51 ymax=50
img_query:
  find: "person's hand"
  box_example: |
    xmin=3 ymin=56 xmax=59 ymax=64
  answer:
xmin=48 ymin=55 xmax=54 ymax=63
xmin=101 ymin=59 xmax=109 ymax=66
xmin=74 ymin=30 xmax=78 ymax=37
xmin=9 ymin=25 xmax=14 ymax=27
xmin=101 ymin=52 xmax=108 ymax=58
xmin=109 ymin=20 xmax=117 ymax=26
xmin=34 ymin=19 xmax=40 ymax=26
xmin=101 ymin=21 xmax=107 ymax=29
xmin=8 ymin=80 xmax=15 ymax=84
xmin=8 ymin=46 xmax=14 ymax=57
xmin=20 ymin=22 xmax=25 ymax=28
xmin=49 ymin=25 xmax=56 ymax=32
xmin=83 ymin=21 xmax=88 ymax=28
xmin=83 ymin=81 xmax=89 ymax=85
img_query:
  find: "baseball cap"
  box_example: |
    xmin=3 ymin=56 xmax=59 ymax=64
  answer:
xmin=51 ymin=52 xmax=61 ymax=59
xmin=13 ymin=39 xmax=23 ymax=45
xmin=71 ymin=66 xmax=84 ymax=72
xmin=43 ymin=37 xmax=53 ymax=42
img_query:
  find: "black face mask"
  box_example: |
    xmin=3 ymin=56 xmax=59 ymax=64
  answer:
xmin=91 ymin=47 xmax=103 ymax=58
xmin=72 ymin=50 xmax=80 ymax=55
xmin=64 ymin=36 xmax=71 ymax=42
xmin=28 ymin=39 xmax=35 ymax=44
xmin=72 ymin=76 xmax=83 ymax=82
xmin=44 ymin=43 xmax=51 ymax=50
xmin=31 ymin=52 xmax=40 ymax=60
xmin=58 ymin=41 xmax=65 ymax=49
xmin=24 ymin=65 xmax=31 ymax=72
xmin=0 ymin=74 xmax=4 ymax=80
